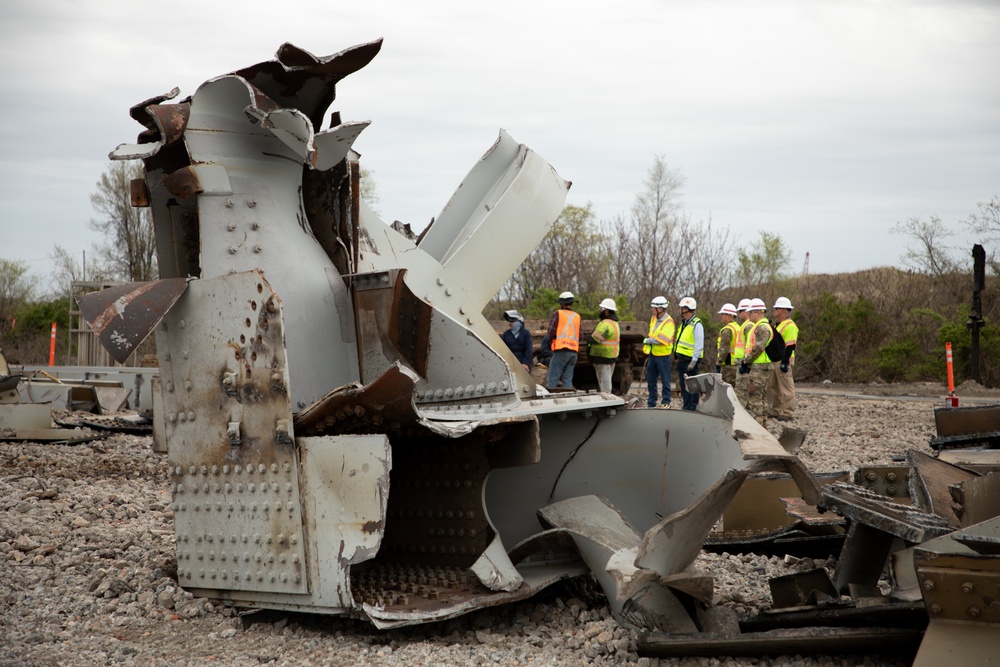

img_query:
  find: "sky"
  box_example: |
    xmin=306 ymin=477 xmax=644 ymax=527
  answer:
xmin=1 ymin=0 xmax=998 ymax=292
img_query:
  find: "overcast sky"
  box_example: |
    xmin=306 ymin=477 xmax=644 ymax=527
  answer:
xmin=2 ymin=0 xmax=997 ymax=291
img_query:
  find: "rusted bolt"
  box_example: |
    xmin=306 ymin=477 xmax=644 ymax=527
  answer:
xmin=962 ymin=581 xmax=975 ymax=594
xmin=928 ymin=603 xmax=942 ymax=615
xmin=886 ymin=486 xmax=896 ymax=496
xmin=968 ymin=606 xmax=981 ymax=618
xmin=922 ymin=579 xmax=935 ymax=592
xmin=886 ymin=472 xmax=897 ymax=482
xmin=865 ymin=472 xmax=877 ymax=482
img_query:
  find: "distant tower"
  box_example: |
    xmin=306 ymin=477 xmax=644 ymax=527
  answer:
xmin=802 ymin=251 xmax=810 ymax=276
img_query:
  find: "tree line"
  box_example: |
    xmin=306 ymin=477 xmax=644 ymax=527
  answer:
xmin=2 ymin=156 xmax=996 ymax=388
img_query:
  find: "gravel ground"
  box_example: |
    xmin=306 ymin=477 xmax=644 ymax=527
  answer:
xmin=1 ymin=383 xmax=988 ymax=667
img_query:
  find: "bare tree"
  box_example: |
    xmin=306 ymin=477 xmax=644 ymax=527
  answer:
xmin=626 ymin=156 xmax=686 ymax=303
xmin=503 ymin=203 xmax=608 ymax=306
xmin=0 ymin=259 xmax=33 ymax=337
xmin=964 ymin=195 xmax=1000 ymax=274
xmin=675 ymin=214 xmax=735 ymax=306
xmin=89 ymin=161 xmax=157 ymax=282
xmin=891 ymin=216 xmax=960 ymax=277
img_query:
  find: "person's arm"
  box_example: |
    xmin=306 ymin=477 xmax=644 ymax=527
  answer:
xmin=691 ymin=322 xmax=704 ymax=365
xmin=717 ymin=327 xmax=732 ymax=370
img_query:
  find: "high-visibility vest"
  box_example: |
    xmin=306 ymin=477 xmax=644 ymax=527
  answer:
xmin=747 ymin=318 xmax=774 ymax=364
xmin=776 ymin=318 xmax=798 ymax=360
xmin=674 ymin=316 xmax=701 ymax=357
xmin=589 ymin=319 xmax=620 ymax=359
xmin=718 ymin=321 xmax=740 ymax=365
xmin=552 ymin=309 xmax=581 ymax=352
xmin=643 ymin=315 xmax=675 ymax=356
xmin=734 ymin=319 xmax=753 ymax=361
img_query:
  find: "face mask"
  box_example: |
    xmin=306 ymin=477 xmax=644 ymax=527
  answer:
xmin=511 ymin=320 xmax=523 ymax=334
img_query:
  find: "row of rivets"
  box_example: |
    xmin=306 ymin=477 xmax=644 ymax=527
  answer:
xmin=170 ymin=463 xmax=290 ymax=476
xmin=177 ymin=533 xmax=297 ymax=546
xmin=172 ymin=501 xmax=296 ymax=512
xmin=174 ymin=481 xmax=292 ymax=494
xmin=179 ymin=570 xmax=300 ymax=584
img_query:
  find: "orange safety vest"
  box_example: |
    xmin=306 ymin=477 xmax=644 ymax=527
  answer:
xmin=735 ymin=319 xmax=753 ymax=361
xmin=552 ymin=309 xmax=581 ymax=352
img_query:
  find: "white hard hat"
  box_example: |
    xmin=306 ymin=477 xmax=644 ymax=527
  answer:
xmin=679 ymin=296 xmax=697 ymax=311
xmin=773 ymin=296 xmax=794 ymax=310
xmin=718 ymin=303 xmax=737 ymax=316
xmin=599 ymin=298 xmax=617 ymax=311
xmin=749 ymin=298 xmax=767 ymax=311
xmin=558 ymin=291 xmax=575 ymax=304
xmin=736 ymin=298 xmax=751 ymax=312
xmin=650 ymin=296 xmax=668 ymax=308
xmin=503 ymin=309 xmax=524 ymax=322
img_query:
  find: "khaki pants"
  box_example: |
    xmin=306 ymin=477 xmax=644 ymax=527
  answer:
xmin=766 ymin=359 xmax=796 ymax=418
xmin=745 ymin=364 xmax=770 ymax=425
xmin=594 ymin=363 xmax=615 ymax=394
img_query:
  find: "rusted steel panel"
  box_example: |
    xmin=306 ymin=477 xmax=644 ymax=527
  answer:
xmin=77 ymin=278 xmax=188 ymax=364
xmin=951 ymin=472 xmax=1000 ymax=528
xmin=638 ymin=627 xmax=922 ymax=658
xmin=934 ymin=404 xmax=1000 ymax=437
xmin=821 ymin=483 xmax=953 ymax=544
xmin=769 ymin=568 xmax=839 ymax=608
xmin=907 ymin=449 xmax=979 ymax=528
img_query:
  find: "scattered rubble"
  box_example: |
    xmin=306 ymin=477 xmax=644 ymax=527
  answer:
xmin=0 ymin=390 xmax=947 ymax=666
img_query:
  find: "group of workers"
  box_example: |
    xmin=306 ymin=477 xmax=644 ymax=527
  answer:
xmin=499 ymin=291 xmax=798 ymax=425
xmin=716 ymin=296 xmax=799 ymax=424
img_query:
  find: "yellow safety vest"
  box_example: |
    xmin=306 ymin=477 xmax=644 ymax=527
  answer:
xmin=589 ymin=319 xmax=620 ymax=359
xmin=718 ymin=321 xmax=740 ymax=365
xmin=747 ymin=318 xmax=773 ymax=364
xmin=674 ymin=316 xmax=701 ymax=357
xmin=552 ymin=309 xmax=581 ymax=352
xmin=776 ymin=318 xmax=798 ymax=360
xmin=643 ymin=315 xmax=675 ymax=356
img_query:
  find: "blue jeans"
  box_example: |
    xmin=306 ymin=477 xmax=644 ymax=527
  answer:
xmin=547 ymin=350 xmax=578 ymax=389
xmin=676 ymin=355 xmax=700 ymax=410
xmin=646 ymin=355 xmax=672 ymax=407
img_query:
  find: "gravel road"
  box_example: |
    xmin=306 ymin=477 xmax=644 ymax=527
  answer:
xmin=1 ymin=383 xmax=987 ymax=666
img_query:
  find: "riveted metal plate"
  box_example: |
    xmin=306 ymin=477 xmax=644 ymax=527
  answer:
xmin=854 ymin=465 xmax=912 ymax=502
xmin=917 ymin=566 xmax=1000 ymax=623
xmin=158 ymin=271 xmax=307 ymax=594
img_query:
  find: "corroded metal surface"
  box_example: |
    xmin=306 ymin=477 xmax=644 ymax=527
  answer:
xmin=77 ymin=278 xmax=188 ymax=364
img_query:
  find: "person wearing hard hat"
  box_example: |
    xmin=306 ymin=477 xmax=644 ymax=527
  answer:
xmin=546 ymin=291 xmax=582 ymax=391
xmin=673 ymin=296 xmax=705 ymax=410
xmin=501 ymin=310 xmax=533 ymax=373
xmin=738 ymin=298 xmax=774 ymax=426
xmin=734 ymin=298 xmax=754 ymax=407
xmin=767 ymin=297 xmax=799 ymax=421
xmin=643 ymin=296 xmax=675 ymax=408
xmin=587 ymin=298 xmax=621 ymax=394
xmin=715 ymin=303 xmax=740 ymax=386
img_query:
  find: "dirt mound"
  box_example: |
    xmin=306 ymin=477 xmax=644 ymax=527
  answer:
xmin=953 ymin=379 xmax=1000 ymax=397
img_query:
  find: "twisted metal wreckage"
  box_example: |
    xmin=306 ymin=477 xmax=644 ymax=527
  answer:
xmin=79 ymin=40 xmax=999 ymax=661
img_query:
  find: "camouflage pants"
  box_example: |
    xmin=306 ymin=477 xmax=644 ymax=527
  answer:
xmin=745 ymin=364 xmax=770 ymax=425
xmin=720 ymin=365 xmax=737 ymax=387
